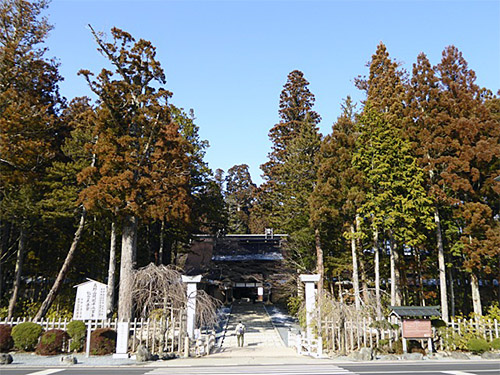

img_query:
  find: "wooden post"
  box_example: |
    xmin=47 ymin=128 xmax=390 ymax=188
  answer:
xmin=489 ymin=319 xmax=493 ymax=341
xmin=152 ymin=318 xmax=156 ymax=353
xmin=85 ymin=322 xmax=92 ymax=358
xmin=132 ymin=318 xmax=137 ymax=352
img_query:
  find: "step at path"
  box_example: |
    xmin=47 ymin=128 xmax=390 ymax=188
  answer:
xmin=214 ymin=300 xmax=298 ymax=357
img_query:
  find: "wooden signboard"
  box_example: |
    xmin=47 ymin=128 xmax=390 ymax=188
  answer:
xmin=402 ymin=319 xmax=432 ymax=338
xmin=73 ymin=279 xmax=107 ymax=320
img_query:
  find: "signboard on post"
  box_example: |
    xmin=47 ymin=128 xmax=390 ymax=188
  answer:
xmin=403 ymin=319 xmax=432 ymax=338
xmin=73 ymin=278 xmax=107 ymax=320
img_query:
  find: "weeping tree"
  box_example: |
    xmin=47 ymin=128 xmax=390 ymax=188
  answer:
xmin=133 ymin=263 xmax=220 ymax=328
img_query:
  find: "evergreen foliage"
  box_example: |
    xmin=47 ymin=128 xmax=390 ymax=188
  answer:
xmin=11 ymin=322 xmax=42 ymax=351
xmin=0 ymin=0 xmax=498 ymax=322
xmin=0 ymin=325 xmax=14 ymax=352
xmin=35 ymin=329 xmax=69 ymax=355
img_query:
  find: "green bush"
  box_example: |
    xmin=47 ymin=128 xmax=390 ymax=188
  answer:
xmin=431 ymin=319 xmax=446 ymax=328
xmin=90 ymin=328 xmax=116 ymax=355
xmin=12 ymin=322 xmax=43 ymax=351
xmin=35 ymin=329 xmax=69 ymax=355
xmin=392 ymin=339 xmax=403 ymax=354
xmin=466 ymin=338 xmax=490 ymax=354
xmin=490 ymin=337 xmax=500 ymax=350
xmin=67 ymin=320 xmax=86 ymax=352
xmin=0 ymin=325 xmax=14 ymax=352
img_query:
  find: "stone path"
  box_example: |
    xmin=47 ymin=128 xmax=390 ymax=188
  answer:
xmin=213 ymin=300 xmax=298 ymax=358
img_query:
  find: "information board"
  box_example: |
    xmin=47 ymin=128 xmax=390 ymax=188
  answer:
xmin=73 ymin=279 xmax=107 ymax=320
xmin=402 ymin=319 xmax=432 ymax=338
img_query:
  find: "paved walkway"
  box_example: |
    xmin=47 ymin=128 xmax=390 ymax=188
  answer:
xmin=151 ymin=300 xmax=335 ymax=366
xmin=217 ymin=300 xmax=287 ymax=354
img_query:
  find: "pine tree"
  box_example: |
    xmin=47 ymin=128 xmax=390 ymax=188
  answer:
xmin=78 ymin=27 xmax=192 ymax=321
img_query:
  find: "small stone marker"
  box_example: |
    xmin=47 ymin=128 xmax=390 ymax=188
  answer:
xmin=113 ymin=322 xmax=130 ymax=359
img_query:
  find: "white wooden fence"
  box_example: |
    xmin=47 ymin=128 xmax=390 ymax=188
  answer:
xmin=321 ymin=316 xmax=400 ymax=353
xmin=319 ymin=317 xmax=500 ymax=353
xmin=0 ymin=308 xmax=189 ymax=354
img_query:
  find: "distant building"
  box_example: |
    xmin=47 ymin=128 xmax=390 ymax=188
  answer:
xmin=184 ymin=231 xmax=291 ymax=303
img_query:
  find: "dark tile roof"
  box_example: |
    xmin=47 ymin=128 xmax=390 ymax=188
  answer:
xmin=389 ymin=306 xmax=441 ymax=318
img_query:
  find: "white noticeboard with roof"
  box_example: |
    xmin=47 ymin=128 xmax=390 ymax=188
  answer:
xmin=73 ymin=278 xmax=107 ymax=320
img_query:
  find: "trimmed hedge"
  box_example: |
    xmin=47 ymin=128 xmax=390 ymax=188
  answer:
xmin=90 ymin=328 xmax=116 ymax=355
xmin=67 ymin=320 xmax=86 ymax=352
xmin=36 ymin=329 xmax=69 ymax=355
xmin=466 ymin=338 xmax=490 ymax=354
xmin=0 ymin=325 xmax=14 ymax=352
xmin=12 ymin=322 xmax=43 ymax=351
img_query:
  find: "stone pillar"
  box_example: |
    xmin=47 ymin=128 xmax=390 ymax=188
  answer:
xmin=113 ymin=321 xmax=130 ymax=358
xmin=182 ymin=275 xmax=202 ymax=339
xmin=299 ymin=274 xmax=320 ymax=340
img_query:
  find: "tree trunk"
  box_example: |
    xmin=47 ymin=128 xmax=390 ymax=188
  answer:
xmin=158 ymin=220 xmax=165 ymax=265
xmin=434 ymin=208 xmax=449 ymax=322
xmin=390 ymin=234 xmax=402 ymax=306
xmin=106 ymin=219 xmax=117 ymax=318
xmin=417 ymin=251 xmax=425 ymax=306
xmin=34 ymin=209 xmax=87 ymax=320
xmin=350 ymin=223 xmax=360 ymax=310
xmin=373 ymin=226 xmax=381 ymax=319
xmin=118 ymin=215 xmax=138 ymax=321
xmin=356 ymin=215 xmax=369 ymax=303
xmin=315 ymin=228 xmax=324 ymax=297
xmin=8 ymin=225 xmax=26 ymax=320
xmin=0 ymin=221 xmax=10 ymax=301
xmin=448 ymin=266 xmax=455 ymax=317
xmin=470 ymin=272 xmax=482 ymax=317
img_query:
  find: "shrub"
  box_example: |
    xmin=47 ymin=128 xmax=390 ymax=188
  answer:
xmin=36 ymin=329 xmax=69 ymax=355
xmin=490 ymin=337 xmax=500 ymax=351
xmin=67 ymin=320 xmax=86 ymax=352
xmin=392 ymin=339 xmax=403 ymax=354
xmin=12 ymin=322 xmax=43 ymax=351
xmin=90 ymin=328 xmax=116 ymax=355
xmin=0 ymin=325 xmax=14 ymax=352
xmin=375 ymin=339 xmax=390 ymax=353
xmin=466 ymin=338 xmax=490 ymax=354
xmin=431 ymin=319 xmax=446 ymax=328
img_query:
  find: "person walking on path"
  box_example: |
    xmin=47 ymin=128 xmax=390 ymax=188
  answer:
xmin=235 ymin=320 xmax=245 ymax=347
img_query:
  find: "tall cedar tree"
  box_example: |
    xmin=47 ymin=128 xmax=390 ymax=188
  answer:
xmin=78 ymin=27 xmax=191 ymax=321
xmin=434 ymin=46 xmax=500 ymax=316
xmin=355 ymin=43 xmax=434 ymax=306
xmin=0 ymin=0 xmax=66 ymax=319
xmin=33 ymin=98 xmax=96 ymax=319
xmin=311 ymin=97 xmax=365 ymax=307
xmin=407 ymin=53 xmax=452 ymax=321
xmin=225 ymin=164 xmax=256 ymax=234
xmin=171 ymin=107 xmax=226 ymax=238
xmin=257 ymin=70 xmax=321 ymax=271
xmin=354 ymin=108 xmax=434 ymax=306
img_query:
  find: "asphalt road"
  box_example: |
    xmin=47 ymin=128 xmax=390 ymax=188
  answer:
xmin=1 ymin=361 xmax=499 ymax=375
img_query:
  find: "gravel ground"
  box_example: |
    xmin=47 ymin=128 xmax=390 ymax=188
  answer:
xmin=7 ymin=353 xmax=138 ymax=366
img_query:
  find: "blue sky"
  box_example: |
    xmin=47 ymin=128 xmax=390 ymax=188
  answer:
xmin=45 ymin=0 xmax=500 ymax=185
